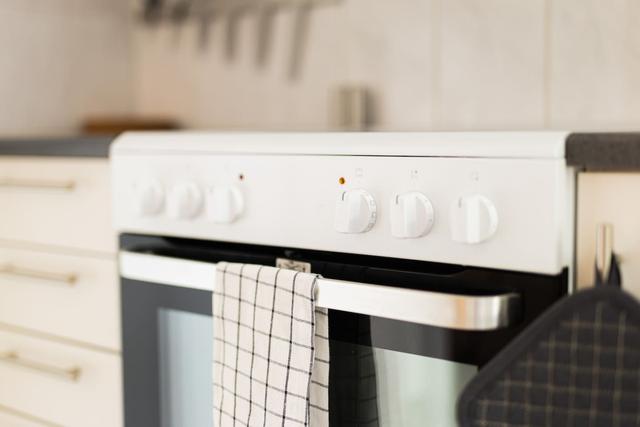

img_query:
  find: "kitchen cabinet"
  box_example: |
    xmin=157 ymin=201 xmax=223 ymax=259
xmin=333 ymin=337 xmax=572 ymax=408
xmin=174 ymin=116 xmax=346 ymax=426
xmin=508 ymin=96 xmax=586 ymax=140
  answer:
xmin=0 ymin=158 xmax=115 ymax=253
xmin=0 ymin=143 xmax=121 ymax=426
xmin=577 ymin=173 xmax=640 ymax=297
xmin=0 ymin=328 xmax=122 ymax=427
xmin=0 ymin=246 xmax=119 ymax=350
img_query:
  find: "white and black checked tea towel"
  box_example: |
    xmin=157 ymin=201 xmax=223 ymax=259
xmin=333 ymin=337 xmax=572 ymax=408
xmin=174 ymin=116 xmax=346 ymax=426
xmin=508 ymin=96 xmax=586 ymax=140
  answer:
xmin=213 ymin=263 xmax=329 ymax=427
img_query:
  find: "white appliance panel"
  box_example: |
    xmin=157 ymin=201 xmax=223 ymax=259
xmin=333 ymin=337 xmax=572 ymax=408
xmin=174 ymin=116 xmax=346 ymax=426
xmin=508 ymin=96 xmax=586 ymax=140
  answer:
xmin=113 ymin=153 xmax=570 ymax=274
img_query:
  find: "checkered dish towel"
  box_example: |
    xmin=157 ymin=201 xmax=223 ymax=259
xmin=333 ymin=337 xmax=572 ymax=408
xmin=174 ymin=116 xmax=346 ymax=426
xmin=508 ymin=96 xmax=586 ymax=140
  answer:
xmin=213 ymin=263 xmax=329 ymax=427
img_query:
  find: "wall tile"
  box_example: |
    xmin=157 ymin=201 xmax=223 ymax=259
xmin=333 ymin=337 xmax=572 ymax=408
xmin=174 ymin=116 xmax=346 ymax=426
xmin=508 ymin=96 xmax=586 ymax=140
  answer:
xmin=439 ymin=0 xmax=546 ymax=130
xmin=344 ymin=0 xmax=436 ymax=130
xmin=0 ymin=0 xmax=133 ymax=136
xmin=133 ymin=5 xmax=350 ymax=130
xmin=550 ymin=0 xmax=640 ymax=130
xmin=131 ymin=0 xmax=437 ymax=130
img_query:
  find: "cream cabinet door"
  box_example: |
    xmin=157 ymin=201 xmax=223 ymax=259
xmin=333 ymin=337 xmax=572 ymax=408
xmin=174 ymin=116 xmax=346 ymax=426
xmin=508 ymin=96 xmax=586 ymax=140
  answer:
xmin=0 ymin=157 xmax=115 ymax=254
xmin=0 ymin=328 xmax=122 ymax=427
xmin=577 ymin=173 xmax=640 ymax=298
xmin=0 ymin=246 xmax=119 ymax=351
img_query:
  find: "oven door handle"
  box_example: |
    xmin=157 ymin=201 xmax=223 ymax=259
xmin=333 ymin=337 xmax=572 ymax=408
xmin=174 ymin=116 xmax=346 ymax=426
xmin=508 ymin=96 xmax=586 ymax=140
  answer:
xmin=119 ymin=251 xmax=520 ymax=331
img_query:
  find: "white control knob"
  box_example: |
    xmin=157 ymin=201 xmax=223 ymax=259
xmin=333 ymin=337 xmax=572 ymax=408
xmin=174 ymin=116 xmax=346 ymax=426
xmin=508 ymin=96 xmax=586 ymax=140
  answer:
xmin=334 ymin=189 xmax=377 ymax=234
xmin=390 ymin=192 xmax=435 ymax=239
xmin=167 ymin=182 xmax=203 ymax=219
xmin=450 ymin=194 xmax=499 ymax=244
xmin=208 ymin=186 xmax=244 ymax=223
xmin=133 ymin=179 xmax=164 ymax=216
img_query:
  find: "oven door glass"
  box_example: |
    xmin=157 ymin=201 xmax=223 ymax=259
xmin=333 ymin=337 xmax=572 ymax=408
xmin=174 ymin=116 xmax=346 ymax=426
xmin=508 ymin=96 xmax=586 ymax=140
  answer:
xmin=121 ymin=278 xmax=212 ymax=427
xmin=332 ymin=341 xmax=476 ymax=426
xmin=329 ymin=313 xmax=481 ymax=427
xmin=158 ymin=308 xmax=212 ymax=427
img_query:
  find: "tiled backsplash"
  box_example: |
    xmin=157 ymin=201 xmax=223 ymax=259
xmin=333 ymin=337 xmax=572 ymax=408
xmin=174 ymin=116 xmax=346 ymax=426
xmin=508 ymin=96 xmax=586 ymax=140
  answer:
xmin=550 ymin=0 xmax=640 ymax=130
xmin=131 ymin=0 xmax=640 ymax=131
xmin=2 ymin=0 xmax=640 ymax=133
xmin=0 ymin=0 xmax=133 ymax=136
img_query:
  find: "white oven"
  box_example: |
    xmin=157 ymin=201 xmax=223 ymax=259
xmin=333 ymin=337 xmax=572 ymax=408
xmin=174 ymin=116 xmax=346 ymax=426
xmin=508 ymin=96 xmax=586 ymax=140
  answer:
xmin=112 ymin=132 xmax=575 ymax=427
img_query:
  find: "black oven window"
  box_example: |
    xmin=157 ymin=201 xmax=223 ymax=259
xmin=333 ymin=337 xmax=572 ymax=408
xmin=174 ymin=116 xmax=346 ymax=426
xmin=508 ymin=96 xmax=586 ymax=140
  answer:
xmin=157 ymin=308 xmax=213 ymax=427
xmin=329 ymin=312 xmax=477 ymax=427
xmin=330 ymin=341 xmax=476 ymax=426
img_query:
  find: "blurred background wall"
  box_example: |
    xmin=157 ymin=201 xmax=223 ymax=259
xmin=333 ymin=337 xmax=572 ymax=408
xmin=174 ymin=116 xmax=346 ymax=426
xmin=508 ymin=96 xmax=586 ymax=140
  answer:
xmin=0 ymin=0 xmax=133 ymax=136
xmin=1 ymin=0 xmax=640 ymax=134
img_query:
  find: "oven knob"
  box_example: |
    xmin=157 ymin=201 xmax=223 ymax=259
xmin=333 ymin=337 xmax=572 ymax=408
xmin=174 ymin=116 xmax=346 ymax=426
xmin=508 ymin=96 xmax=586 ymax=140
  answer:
xmin=450 ymin=194 xmax=499 ymax=244
xmin=167 ymin=182 xmax=203 ymax=219
xmin=390 ymin=192 xmax=435 ymax=238
xmin=134 ymin=179 xmax=164 ymax=216
xmin=334 ymin=189 xmax=377 ymax=234
xmin=208 ymin=186 xmax=244 ymax=223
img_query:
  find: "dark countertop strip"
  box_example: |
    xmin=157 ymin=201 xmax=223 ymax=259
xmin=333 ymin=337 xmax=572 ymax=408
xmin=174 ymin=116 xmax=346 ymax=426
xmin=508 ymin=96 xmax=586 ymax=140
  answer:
xmin=1 ymin=133 xmax=640 ymax=169
xmin=567 ymin=133 xmax=640 ymax=171
xmin=0 ymin=136 xmax=114 ymax=158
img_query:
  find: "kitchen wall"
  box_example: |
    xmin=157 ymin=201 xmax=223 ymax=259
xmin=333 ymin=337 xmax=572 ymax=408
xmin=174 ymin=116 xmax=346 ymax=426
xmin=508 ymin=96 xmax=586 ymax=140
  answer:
xmin=2 ymin=1 xmax=638 ymax=134
xmin=131 ymin=0 xmax=640 ymax=131
xmin=0 ymin=0 xmax=133 ymax=136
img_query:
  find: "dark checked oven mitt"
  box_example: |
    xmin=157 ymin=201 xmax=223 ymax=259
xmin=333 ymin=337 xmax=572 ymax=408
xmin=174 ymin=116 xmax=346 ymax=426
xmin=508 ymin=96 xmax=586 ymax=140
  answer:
xmin=457 ymin=257 xmax=640 ymax=427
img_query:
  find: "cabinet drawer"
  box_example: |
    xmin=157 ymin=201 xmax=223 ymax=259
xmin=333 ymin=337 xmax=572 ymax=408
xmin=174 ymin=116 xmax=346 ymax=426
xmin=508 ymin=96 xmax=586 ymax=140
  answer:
xmin=0 ymin=329 xmax=122 ymax=427
xmin=0 ymin=246 xmax=119 ymax=351
xmin=0 ymin=158 xmax=115 ymax=254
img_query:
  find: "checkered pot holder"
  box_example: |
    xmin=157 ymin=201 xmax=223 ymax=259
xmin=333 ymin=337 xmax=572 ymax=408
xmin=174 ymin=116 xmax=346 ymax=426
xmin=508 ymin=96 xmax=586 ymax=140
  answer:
xmin=213 ymin=263 xmax=329 ymax=427
xmin=457 ymin=286 xmax=640 ymax=427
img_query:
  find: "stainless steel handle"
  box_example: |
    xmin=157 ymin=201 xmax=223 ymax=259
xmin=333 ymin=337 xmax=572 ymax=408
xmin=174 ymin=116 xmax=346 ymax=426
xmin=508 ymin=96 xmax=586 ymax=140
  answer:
xmin=0 ymin=264 xmax=77 ymax=286
xmin=596 ymin=223 xmax=614 ymax=283
xmin=315 ymin=278 xmax=520 ymax=330
xmin=0 ymin=177 xmax=75 ymax=191
xmin=119 ymin=251 xmax=521 ymax=330
xmin=0 ymin=351 xmax=81 ymax=382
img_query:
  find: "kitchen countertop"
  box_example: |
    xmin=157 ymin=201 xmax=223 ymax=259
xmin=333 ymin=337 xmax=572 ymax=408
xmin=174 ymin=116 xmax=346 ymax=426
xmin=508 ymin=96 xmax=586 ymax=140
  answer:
xmin=0 ymin=136 xmax=113 ymax=158
xmin=0 ymin=133 xmax=639 ymax=169
xmin=566 ymin=133 xmax=640 ymax=171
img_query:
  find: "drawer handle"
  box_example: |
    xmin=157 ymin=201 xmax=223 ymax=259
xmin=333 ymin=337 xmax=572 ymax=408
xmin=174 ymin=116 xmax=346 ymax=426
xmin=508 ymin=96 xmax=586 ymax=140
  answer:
xmin=0 ymin=177 xmax=75 ymax=191
xmin=0 ymin=403 xmax=63 ymax=427
xmin=0 ymin=351 xmax=81 ymax=382
xmin=0 ymin=264 xmax=77 ymax=286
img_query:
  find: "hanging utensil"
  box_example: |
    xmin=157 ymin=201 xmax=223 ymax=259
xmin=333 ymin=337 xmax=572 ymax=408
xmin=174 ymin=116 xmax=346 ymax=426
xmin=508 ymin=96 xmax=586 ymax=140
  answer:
xmin=225 ymin=0 xmax=250 ymax=61
xmin=595 ymin=222 xmax=622 ymax=287
xmin=144 ymin=0 xmax=163 ymax=22
xmin=254 ymin=2 xmax=278 ymax=67
xmin=171 ymin=0 xmax=192 ymax=23
xmin=288 ymin=0 xmax=312 ymax=80
xmin=197 ymin=0 xmax=217 ymax=50
xmin=168 ymin=0 xmax=192 ymax=43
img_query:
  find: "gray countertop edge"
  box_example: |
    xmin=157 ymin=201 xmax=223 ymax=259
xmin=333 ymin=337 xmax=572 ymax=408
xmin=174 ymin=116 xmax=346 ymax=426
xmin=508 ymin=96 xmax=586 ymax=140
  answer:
xmin=0 ymin=136 xmax=114 ymax=158
xmin=566 ymin=132 xmax=640 ymax=171
xmin=1 ymin=133 xmax=640 ymax=170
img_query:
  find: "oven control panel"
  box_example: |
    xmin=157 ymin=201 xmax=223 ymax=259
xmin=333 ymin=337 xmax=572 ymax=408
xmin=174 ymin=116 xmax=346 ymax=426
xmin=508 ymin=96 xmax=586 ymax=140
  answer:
xmin=111 ymin=132 xmax=573 ymax=275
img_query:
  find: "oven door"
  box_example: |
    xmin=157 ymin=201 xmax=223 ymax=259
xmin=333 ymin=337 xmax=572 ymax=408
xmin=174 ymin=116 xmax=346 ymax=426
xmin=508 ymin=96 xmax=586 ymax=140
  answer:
xmin=119 ymin=235 xmax=566 ymax=427
xmin=121 ymin=267 xmax=213 ymax=427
